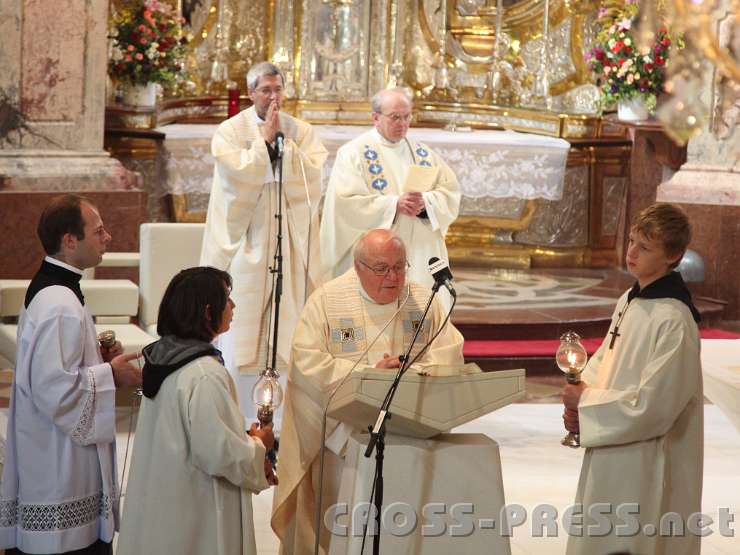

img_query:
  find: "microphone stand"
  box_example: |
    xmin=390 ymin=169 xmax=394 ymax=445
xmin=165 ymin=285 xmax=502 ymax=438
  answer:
xmin=268 ymin=137 xmax=285 ymax=376
xmin=363 ymin=282 xmax=441 ymax=555
xmin=262 ymin=135 xmax=285 ymax=467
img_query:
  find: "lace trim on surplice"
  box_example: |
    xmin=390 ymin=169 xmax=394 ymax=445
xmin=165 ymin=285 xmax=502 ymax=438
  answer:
xmin=71 ymin=368 xmax=96 ymax=444
xmin=0 ymin=488 xmax=116 ymax=531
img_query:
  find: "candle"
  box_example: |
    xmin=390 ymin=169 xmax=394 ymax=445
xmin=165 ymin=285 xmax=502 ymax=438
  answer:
xmin=227 ymin=84 xmax=240 ymax=118
xmin=567 ymin=350 xmax=577 ymax=368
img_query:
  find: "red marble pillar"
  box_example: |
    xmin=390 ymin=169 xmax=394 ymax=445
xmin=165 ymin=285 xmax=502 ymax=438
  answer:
xmin=0 ymin=0 xmax=144 ymax=278
xmin=604 ymin=117 xmax=688 ymax=266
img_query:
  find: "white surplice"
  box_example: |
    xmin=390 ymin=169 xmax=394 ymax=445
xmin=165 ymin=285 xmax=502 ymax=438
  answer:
xmin=568 ymin=293 xmax=703 ymax=555
xmin=200 ymin=106 xmax=328 ymax=375
xmin=0 ymin=271 xmax=118 ymax=552
xmin=117 ymin=355 xmax=269 ymax=555
xmin=320 ymin=128 xmax=461 ymax=293
xmin=271 ymin=269 xmax=464 ymax=555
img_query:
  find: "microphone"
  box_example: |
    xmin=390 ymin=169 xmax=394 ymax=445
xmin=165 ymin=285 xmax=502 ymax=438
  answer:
xmin=428 ymin=257 xmax=456 ymax=296
xmin=275 ymin=131 xmax=285 ymax=158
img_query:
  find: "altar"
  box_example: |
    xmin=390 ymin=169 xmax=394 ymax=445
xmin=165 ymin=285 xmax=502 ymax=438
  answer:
xmin=153 ymin=123 xmax=568 ymax=207
xmin=99 ymin=0 xmax=641 ymax=271
xmin=138 ymin=122 xmax=584 ymax=266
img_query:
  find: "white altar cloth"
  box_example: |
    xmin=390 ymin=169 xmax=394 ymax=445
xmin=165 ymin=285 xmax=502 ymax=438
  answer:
xmin=154 ymin=123 xmax=569 ymax=202
xmin=317 ymin=125 xmax=569 ymax=200
xmin=326 ymin=432 xmax=512 ymax=555
xmin=701 ymin=338 xmax=740 ymax=434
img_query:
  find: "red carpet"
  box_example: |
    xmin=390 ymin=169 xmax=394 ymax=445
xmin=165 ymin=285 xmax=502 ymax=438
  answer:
xmin=463 ymin=328 xmax=740 ymax=358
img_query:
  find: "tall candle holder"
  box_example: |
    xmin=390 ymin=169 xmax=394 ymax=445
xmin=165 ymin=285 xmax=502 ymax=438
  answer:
xmin=556 ymin=331 xmax=588 ymax=448
xmin=251 ymin=367 xmax=284 ymax=429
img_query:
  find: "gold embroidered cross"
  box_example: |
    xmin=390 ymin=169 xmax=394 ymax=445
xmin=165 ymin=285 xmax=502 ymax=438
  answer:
xmin=340 ymin=327 xmax=356 ymax=342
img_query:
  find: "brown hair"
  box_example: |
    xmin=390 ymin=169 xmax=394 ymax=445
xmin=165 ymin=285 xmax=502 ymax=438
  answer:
xmin=37 ymin=194 xmax=91 ymax=255
xmin=157 ymin=267 xmax=233 ymax=342
xmin=631 ymin=203 xmax=691 ymax=268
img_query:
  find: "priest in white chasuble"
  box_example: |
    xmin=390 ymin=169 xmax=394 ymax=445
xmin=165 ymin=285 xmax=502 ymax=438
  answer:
xmin=320 ymin=88 xmax=461 ymax=299
xmin=562 ymin=203 xmax=703 ymax=555
xmin=271 ymin=229 xmax=464 ymax=555
xmin=200 ymin=62 xmax=328 ymax=397
xmin=0 ymin=195 xmax=142 ymax=555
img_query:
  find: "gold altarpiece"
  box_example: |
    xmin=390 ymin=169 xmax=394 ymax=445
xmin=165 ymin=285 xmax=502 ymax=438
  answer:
xmin=154 ymin=0 xmax=604 ymax=133
xmin=106 ymin=0 xmax=658 ymax=269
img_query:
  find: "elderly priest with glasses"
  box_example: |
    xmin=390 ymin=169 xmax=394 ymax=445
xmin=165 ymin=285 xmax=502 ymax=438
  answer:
xmin=271 ymin=229 xmax=464 ymax=555
xmin=320 ymin=88 xmax=460 ymax=303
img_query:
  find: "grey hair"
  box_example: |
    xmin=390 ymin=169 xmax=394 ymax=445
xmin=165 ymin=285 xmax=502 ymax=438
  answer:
xmin=352 ymin=229 xmax=405 ymax=262
xmin=370 ymin=87 xmax=412 ymax=113
xmin=246 ymin=62 xmax=284 ymax=91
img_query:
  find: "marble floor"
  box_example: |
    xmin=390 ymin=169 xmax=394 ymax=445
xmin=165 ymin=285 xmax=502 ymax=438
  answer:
xmin=452 ymin=267 xmax=633 ymax=328
xmin=451 ymin=267 xmax=725 ymax=339
xmin=454 ymin=267 xmax=620 ymax=312
xmin=110 ymin=402 xmax=740 ymax=555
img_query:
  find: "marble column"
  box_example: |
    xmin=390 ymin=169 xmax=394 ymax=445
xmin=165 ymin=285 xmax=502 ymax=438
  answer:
xmin=0 ymin=0 xmax=144 ymax=279
xmin=656 ymin=2 xmax=740 ymax=319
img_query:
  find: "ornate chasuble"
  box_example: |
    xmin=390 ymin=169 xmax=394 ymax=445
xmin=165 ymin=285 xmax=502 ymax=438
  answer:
xmin=360 ymin=139 xmax=435 ymax=193
xmin=323 ymin=270 xmax=432 ymax=364
xmin=320 ymin=128 xmax=461 ymax=303
xmin=201 ymin=106 xmax=327 ymax=371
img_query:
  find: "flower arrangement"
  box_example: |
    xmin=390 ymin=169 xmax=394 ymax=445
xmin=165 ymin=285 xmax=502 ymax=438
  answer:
xmin=585 ymin=1 xmax=674 ymax=113
xmin=108 ymin=0 xmax=189 ymax=88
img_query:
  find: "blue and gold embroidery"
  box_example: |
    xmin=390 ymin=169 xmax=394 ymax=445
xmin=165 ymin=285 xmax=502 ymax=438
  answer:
xmin=415 ymin=145 xmax=432 ymax=167
xmin=330 ymin=318 xmax=366 ymax=353
xmin=363 ymin=145 xmax=388 ymax=192
xmin=403 ymin=310 xmax=426 ymax=335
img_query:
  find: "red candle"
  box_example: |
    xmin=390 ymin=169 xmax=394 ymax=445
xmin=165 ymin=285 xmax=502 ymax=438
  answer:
xmin=227 ymin=85 xmax=240 ymax=118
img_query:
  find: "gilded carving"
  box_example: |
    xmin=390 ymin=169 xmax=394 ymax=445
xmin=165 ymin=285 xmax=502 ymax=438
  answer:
xmin=407 ymin=0 xmax=598 ymax=111
xmin=180 ymin=0 xmax=268 ymax=94
xmin=299 ymin=1 xmax=369 ymax=100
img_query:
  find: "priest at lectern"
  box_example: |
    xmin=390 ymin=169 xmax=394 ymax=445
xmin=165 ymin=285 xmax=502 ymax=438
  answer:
xmin=271 ymin=229 xmax=464 ymax=555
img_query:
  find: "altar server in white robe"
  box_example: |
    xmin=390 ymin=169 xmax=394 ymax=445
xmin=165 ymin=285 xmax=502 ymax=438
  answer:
xmin=271 ymin=229 xmax=464 ymax=554
xmin=562 ymin=203 xmax=703 ymax=555
xmin=118 ymin=267 xmax=275 ymax=555
xmin=0 ymin=195 xmax=142 ymax=555
xmin=320 ymin=88 xmax=461 ymax=302
xmin=200 ymin=61 xmax=328 ymax=419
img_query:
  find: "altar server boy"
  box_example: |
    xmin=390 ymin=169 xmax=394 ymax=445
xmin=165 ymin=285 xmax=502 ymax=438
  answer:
xmin=562 ymin=202 xmax=703 ymax=555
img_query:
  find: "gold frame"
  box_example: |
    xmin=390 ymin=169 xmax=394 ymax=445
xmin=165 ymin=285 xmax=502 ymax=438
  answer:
xmin=416 ymin=0 xmax=598 ymax=96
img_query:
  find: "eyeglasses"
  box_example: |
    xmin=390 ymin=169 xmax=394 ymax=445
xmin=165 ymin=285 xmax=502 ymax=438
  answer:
xmin=255 ymin=86 xmax=283 ymax=96
xmin=359 ymin=260 xmax=410 ymax=277
xmin=380 ymin=112 xmax=413 ymax=123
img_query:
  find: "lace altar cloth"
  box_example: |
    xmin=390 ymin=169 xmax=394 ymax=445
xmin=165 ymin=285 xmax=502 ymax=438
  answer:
xmin=153 ymin=123 xmax=570 ymax=213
